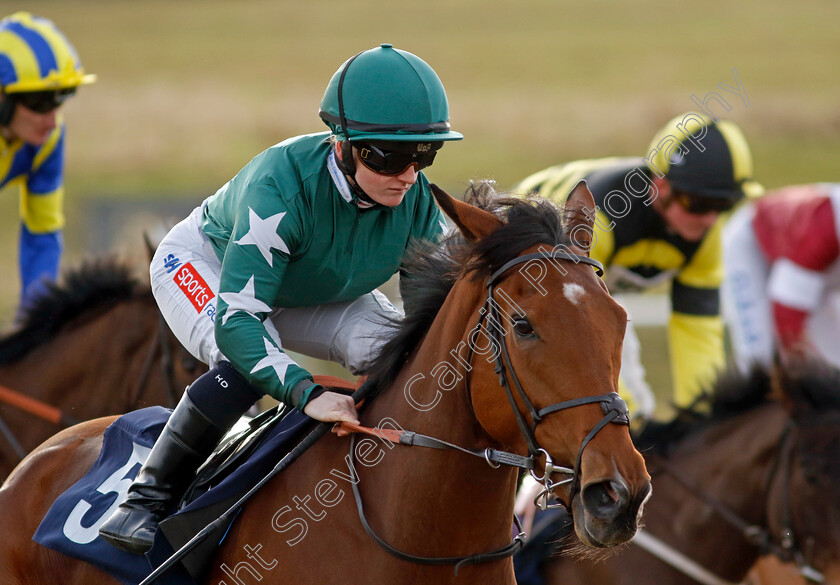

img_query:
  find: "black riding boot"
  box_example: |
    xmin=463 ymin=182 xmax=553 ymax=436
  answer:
xmin=99 ymin=363 xmax=260 ymax=554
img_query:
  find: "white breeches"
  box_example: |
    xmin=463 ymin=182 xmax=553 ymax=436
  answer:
xmin=149 ymin=204 xmax=401 ymax=375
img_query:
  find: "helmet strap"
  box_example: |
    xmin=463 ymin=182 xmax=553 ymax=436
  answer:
xmin=332 ymin=50 xmax=388 ymax=209
xmin=332 ymin=141 xmax=377 ymax=207
xmin=338 ymin=139 xmax=382 ymax=208
xmin=0 ymin=94 xmax=15 ymax=127
xmin=338 ymin=140 xmax=355 ymax=176
xmin=335 ymin=51 xmax=364 ymax=176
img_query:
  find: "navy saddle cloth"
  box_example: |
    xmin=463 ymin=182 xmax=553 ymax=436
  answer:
xmin=33 ymin=404 xmax=315 ymax=585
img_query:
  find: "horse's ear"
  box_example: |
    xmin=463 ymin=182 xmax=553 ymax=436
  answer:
xmin=143 ymin=231 xmax=157 ymax=265
xmin=772 ymin=355 xmax=830 ymax=420
xmin=768 ymin=359 xmax=788 ymax=404
xmin=771 ymin=355 xmax=818 ymax=422
xmin=429 ymin=183 xmax=503 ymax=242
xmin=563 ymin=180 xmax=596 ymax=255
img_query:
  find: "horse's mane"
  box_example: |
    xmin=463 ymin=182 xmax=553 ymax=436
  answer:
xmin=0 ymin=258 xmax=145 ymax=364
xmin=633 ymin=359 xmax=840 ymax=456
xmin=364 ymin=181 xmax=574 ymax=396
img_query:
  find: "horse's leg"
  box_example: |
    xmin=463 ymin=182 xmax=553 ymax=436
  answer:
xmin=0 ymin=418 xmax=121 ymax=585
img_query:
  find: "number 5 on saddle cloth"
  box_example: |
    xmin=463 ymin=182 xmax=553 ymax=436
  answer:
xmin=34 ymin=403 xmax=311 ymax=585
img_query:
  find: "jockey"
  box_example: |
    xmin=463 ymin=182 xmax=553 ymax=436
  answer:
xmin=0 ymin=12 xmax=95 ymax=311
xmin=99 ymin=44 xmax=462 ymax=554
xmin=515 ymin=113 xmax=761 ymax=417
xmin=723 ymin=183 xmax=840 ymax=372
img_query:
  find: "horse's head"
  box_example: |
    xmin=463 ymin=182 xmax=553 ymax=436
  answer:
xmin=768 ymin=360 xmax=840 ymax=583
xmin=432 ymin=182 xmax=651 ymax=548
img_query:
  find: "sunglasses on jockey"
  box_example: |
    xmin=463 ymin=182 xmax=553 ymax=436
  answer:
xmin=673 ymin=190 xmax=738 ymax=215
xmin=13 ymin=88 xmax=77 ymax=113
xmin=356 ymin=141 xmax=443 ymax=175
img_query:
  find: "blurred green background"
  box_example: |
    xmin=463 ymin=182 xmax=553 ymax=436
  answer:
xmin=1 ymin=1 xmax=838 ymax=416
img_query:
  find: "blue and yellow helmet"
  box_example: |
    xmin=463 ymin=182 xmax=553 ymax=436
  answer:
xmin=0 ymin=12 xmax=96 ymax=94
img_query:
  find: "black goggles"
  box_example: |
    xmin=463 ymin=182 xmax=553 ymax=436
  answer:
xmin=356 ymin=142 xmax=441 ymax=175
xmin=673 ymin=191 xmax=738 ymax=215
xmin=14 ymin=88 xmax=77 ymax=113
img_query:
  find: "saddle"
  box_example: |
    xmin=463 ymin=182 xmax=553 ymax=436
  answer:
xmin=181 ymin=374 xmax=361 ymax=506
xmin=156 ymin=379 xmax=360 ymax=582
xmin=181 ymin=404 xmax=290 ymax=505
xmin=153 ymin=404 xmax=309 ymax=583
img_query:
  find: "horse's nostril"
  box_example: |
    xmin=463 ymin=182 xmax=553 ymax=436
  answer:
xmin=583 ymin=480 xmax=628 ymax=518
xmin=595 ymin=489 xmax=613 ymax=509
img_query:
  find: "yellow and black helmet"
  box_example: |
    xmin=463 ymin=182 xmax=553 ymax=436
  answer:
xmin=0 ymin=12 xmax=96 ymax=93
xmin=646 ymin=113 xmax=762 ymax=200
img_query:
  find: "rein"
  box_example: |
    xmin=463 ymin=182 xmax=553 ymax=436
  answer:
xmin=343 ymin=431 xmax=526 ymax=575
xmin=630 ymin=530 xmax=741 ymax=585
xmin=0 ymin=383 xmax=82 ymax=463
xmin=338 ymin=421 xmax=536 ymax=470
xmin=643 ymin=422 xmax=824 ymax=585
xmin=335 ymin=418 xmax=539 ymax=571
xmin=0 ymin=383 xmax=80 ymax=427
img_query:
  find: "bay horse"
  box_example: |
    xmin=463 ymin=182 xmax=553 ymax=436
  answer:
xmin=526 ymin=360 xmax=840 ymax=585
xmin=0 ymin=259 xmax=205 ymax=479
xmin=0 ymin=182 xmax=651 ymax=585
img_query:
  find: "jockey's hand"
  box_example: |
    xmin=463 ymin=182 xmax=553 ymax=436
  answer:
xmin=303 ymin=391 xmax=359 ymax=436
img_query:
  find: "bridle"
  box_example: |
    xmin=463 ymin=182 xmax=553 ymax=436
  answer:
xmin=766 ymin=422 xmax=825 ymax=584
xmin=126 ymin=306 xmax=198 ymax=410
xmin=643 ymin=419 xmax=825 ymax=585
xmin=346 ymin=248 xmax=632 ymax=573
xmin=477 ymin=250 xmax=631 ymax=510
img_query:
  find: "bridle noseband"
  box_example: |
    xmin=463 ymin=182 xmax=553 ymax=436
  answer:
xmin=477 ymin=250 xmax=630 ymax=509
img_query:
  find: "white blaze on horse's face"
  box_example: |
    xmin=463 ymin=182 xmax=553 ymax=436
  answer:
xmin=563 ymin=283 xmax=586 ymax=305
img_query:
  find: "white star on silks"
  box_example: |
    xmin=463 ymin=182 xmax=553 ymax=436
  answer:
xmin=218 ymin=275 xmax=271 ymax=325
xmin=251 ymin=337 xmax=294 ymax=383
xmin=234 ymin=207 xmax=290 ymax=266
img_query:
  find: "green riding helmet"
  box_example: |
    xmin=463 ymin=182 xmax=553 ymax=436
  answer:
xmin=319 ymin=43 xmax=463 ymax=143
xmin=646 ymin=112 xmax=763 ymax=201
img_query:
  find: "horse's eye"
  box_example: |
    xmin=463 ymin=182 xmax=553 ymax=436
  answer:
xmin=512 ymin=317 xmax=537 ymax=338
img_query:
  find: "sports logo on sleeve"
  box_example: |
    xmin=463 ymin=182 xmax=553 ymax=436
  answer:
xmin=174 ymin=263 xmax=213 ymax=313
